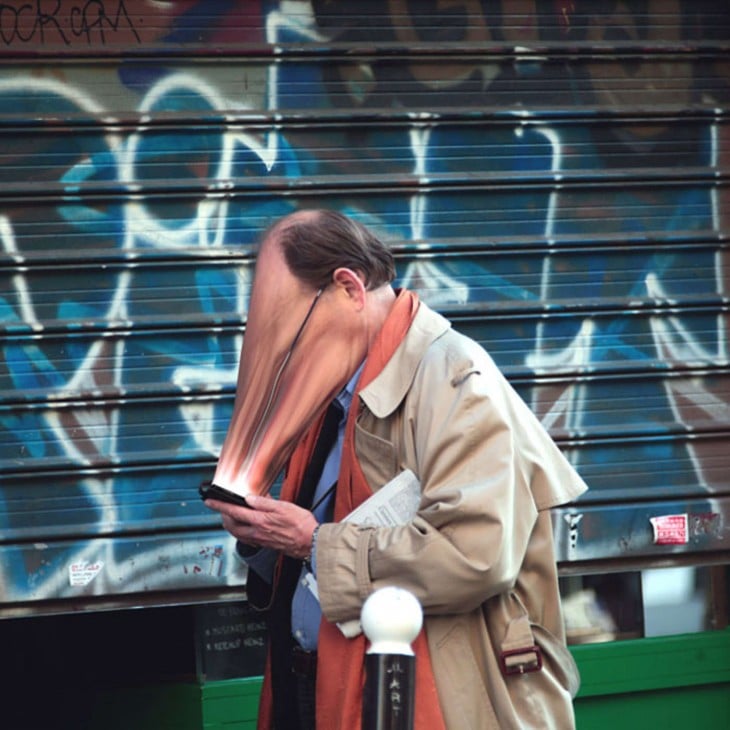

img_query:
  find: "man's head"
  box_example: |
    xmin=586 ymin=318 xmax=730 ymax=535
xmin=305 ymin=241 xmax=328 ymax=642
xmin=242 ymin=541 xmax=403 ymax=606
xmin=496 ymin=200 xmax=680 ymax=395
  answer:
xmin=269 ymin=209 xmax=396 ymax=292
xmin=213 ymin=210 xmax=397 ymax=497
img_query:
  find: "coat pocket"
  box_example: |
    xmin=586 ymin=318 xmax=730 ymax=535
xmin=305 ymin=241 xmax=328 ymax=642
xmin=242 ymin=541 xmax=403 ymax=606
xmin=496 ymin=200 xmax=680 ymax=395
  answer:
xmin=435 ymin=620 xmax=501 ymax=730
xmin=354 ymin=419 xmax=398 ymax=489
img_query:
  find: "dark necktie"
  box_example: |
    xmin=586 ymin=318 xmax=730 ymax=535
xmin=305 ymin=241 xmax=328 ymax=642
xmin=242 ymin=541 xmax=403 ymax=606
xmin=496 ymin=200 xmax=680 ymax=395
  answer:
xmin=246 ymin=398 xmax=344 ymax=608
xmin=295 ymin=399 xmax=344 ymax=509
xmin=268 ymin=399 xmax=344 ymax=729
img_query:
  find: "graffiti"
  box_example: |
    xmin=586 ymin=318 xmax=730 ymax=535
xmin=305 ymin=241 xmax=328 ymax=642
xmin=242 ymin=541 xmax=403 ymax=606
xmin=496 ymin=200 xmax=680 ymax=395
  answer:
xmin=0 ymin=0 xmax=728 ymax=607
xmin=0 ymin=0 xmax=139 ymax=46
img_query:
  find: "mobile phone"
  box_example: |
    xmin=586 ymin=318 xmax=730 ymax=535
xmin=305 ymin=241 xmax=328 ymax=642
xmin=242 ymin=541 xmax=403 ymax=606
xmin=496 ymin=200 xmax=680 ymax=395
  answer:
xmin=199 ymin=481 xmax=250 ymax=507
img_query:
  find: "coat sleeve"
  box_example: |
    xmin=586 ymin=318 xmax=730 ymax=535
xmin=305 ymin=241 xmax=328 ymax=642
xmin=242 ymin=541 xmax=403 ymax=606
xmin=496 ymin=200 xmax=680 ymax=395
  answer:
xmin=317 ymin=335 xmax=544 ymax=623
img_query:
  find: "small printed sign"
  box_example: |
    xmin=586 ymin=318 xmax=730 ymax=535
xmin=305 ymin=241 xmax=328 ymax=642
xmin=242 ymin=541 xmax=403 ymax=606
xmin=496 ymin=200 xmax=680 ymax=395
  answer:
xmin=195 ymin=602 xmax=268 ymax=680
xmin=650 ymin=514 xmax=689 ymax=545
xmin=69 ymin=561 xmax=104 ymax=586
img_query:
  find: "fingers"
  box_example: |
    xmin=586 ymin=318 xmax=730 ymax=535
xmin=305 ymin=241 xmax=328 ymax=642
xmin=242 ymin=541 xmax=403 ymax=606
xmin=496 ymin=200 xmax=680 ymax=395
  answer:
xmin=221 ymin=513 xmax=259 ymax=546
xmin=204 ymin=498 xmax=255 ymax=521
xmin=203 ymin=494 xmax=274 ymax=516
xmin=242 ymin=494 xmax=275 ymax=511
xmin=206 ymin=494 xmax=317 ymax=559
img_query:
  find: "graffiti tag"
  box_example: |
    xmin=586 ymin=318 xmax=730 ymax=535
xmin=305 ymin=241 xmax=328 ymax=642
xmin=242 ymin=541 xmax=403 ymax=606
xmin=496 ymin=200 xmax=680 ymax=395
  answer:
xmin=0 ymin=0 xmax=140 ymax=46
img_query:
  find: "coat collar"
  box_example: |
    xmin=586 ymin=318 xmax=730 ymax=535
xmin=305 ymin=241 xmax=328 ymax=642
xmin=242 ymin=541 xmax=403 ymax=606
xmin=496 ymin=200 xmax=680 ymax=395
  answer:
xmin=359 ymin=302 xmax=451 ymax=418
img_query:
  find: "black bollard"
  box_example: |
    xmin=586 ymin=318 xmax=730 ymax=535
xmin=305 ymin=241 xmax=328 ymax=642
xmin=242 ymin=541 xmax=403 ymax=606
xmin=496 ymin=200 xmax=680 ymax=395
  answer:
xmin=361 ymin=587 xmax=422 ymax=730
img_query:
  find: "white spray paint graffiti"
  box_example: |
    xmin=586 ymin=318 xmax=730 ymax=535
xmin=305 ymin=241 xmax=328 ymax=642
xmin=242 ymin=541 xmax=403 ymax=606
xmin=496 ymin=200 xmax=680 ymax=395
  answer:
xmin=0 ymin=69 xmax=275 ymax=603
xmin=0 ymin=7 xmax=726 ymax=604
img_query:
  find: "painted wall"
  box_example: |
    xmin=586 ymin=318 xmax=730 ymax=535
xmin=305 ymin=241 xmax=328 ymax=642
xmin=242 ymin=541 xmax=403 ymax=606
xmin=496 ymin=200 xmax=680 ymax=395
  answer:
xmin=0 ymin=0 xmax=728 ymax=612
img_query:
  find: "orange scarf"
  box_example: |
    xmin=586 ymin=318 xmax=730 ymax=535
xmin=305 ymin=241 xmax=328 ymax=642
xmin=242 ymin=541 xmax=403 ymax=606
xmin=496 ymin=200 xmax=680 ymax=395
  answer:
xmin=257 ymin=289 xmax=446 ymax=729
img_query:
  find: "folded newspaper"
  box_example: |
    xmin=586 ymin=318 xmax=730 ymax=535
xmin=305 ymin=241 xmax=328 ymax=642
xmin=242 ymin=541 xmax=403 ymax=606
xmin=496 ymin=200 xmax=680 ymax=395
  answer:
xmin=305 ymin=468 xmax=421 ymax=638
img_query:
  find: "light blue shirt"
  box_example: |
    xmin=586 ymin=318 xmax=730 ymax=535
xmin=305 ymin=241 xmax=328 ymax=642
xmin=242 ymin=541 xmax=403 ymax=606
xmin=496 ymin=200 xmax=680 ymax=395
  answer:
xmin=244 ymin=364 xmax=363 ymax=651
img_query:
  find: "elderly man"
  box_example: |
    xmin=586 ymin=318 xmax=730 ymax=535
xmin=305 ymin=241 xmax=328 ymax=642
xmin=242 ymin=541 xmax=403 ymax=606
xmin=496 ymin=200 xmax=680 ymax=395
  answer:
xmin=204 ymin=209 xmax=587 ymax=730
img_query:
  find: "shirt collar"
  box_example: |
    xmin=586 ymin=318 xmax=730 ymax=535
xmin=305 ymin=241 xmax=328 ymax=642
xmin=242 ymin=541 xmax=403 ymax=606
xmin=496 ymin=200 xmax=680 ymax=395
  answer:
xmin=335 ymin=361 xmax=364 ymax=415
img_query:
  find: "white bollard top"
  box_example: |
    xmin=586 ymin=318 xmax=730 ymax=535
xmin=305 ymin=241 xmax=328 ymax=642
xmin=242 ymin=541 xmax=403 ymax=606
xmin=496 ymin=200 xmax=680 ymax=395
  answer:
xmin=361 ymin=586 xmax=423 ymax=656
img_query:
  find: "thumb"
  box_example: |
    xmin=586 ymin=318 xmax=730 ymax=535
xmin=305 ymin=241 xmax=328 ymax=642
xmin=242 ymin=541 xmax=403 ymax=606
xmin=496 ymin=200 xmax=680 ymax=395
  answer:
xmin=245 ymin=494 xmax=272 ymax=510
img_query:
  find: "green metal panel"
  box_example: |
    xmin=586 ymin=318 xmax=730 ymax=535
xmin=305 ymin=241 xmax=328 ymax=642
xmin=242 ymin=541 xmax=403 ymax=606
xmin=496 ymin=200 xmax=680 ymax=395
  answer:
xmin=64 ymin=630 xmax=730 ymax=728
xmin=572 ymin=630 xmax=730 ymax=728
xmin=199 ymin=631 xmax=730 ymax=729
xmin=202 ymin=678 xmax=262 ymax=730
xmin=575 ymin=684 xmax=730 ymax=730
xmin=573 ymin=629 xmax=730 ymax=697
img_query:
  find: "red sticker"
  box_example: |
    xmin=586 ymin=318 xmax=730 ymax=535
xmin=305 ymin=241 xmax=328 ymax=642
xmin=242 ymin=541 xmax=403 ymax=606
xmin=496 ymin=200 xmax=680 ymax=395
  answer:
xmin=650 ymin=514 xmax=688 ymax=545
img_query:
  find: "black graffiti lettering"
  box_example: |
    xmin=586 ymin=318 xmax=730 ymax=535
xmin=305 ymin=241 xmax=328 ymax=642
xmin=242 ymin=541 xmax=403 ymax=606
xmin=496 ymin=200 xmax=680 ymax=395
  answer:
xmin=0 ymin=0 xmax=69 ymax=45
xmin=0 ymin=0 xmax=140 ymax=46
xmin=0 ymin=3 xmax=38 ymax=44
xmin=70 ymin=0 xmax=140 ymax=44
xmin=37 ymin=0 xmax=68 ymax=44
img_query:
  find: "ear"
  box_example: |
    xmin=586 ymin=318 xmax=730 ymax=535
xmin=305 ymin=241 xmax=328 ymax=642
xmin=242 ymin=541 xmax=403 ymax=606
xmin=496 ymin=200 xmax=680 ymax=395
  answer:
xmin=332 ymin=267 xmax=367 ymax=309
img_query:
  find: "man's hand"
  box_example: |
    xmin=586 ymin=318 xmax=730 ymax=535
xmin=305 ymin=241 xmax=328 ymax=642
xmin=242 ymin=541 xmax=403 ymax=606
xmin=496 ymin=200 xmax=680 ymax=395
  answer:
xmin=205 ymin=494 xmax=318 ymax=560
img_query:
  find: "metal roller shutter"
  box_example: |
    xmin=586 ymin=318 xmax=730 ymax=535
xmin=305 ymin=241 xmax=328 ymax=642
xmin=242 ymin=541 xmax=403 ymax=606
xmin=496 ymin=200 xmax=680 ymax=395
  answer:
xmin=0 ymin=1 xmax=728 ymax=623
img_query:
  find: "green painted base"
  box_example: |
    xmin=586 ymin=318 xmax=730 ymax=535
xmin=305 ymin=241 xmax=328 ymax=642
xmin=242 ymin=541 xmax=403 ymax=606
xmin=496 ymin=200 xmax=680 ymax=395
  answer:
xmin=202 ymin=678 xmax=263 ymax=730
xmin=83 ymin=629 xmax=730 ymax=730
xmin=571 ymin=628 xmax=730 ymax=729
xmin=572 ymin=628 xmax=730 ymax=697
xmin=575 ymin=682 xmax=730 ymax=729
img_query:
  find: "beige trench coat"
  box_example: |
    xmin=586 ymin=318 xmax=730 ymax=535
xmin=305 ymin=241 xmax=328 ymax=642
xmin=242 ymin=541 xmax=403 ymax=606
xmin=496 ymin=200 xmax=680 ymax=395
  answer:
xmin=317 ymin=302 xmax=588 ymax=729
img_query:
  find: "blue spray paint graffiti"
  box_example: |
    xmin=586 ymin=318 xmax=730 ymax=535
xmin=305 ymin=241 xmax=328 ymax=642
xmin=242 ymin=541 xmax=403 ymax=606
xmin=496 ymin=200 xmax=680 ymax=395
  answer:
xmin=0 ymin=0 xmax=728 ymax=606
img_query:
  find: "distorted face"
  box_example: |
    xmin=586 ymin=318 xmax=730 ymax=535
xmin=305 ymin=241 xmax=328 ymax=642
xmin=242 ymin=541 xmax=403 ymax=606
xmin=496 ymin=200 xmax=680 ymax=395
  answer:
xmin=213 ymin=229 xmax=371 ymax=498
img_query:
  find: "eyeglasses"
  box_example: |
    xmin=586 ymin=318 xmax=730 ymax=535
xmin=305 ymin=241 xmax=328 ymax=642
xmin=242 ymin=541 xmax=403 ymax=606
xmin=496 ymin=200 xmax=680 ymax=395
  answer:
xmin=246 ymin=287 xmax=324 ymax=450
